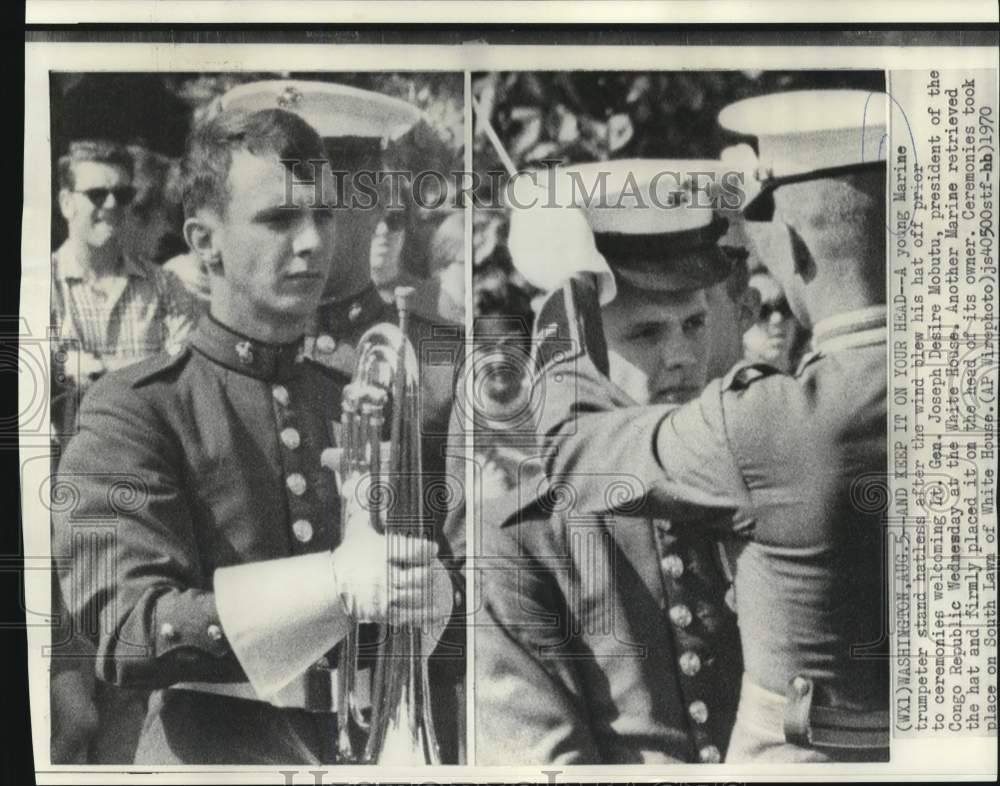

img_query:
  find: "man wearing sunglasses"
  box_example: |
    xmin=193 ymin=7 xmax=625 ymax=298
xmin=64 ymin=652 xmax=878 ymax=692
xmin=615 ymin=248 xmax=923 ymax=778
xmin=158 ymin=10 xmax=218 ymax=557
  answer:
xmin=50 ymin=139 xmax=201 ymax=765
xmin=742 ymin=266 xmax=809 ymax=374
xmin=51 ymin=140 xmax=198 ymax=416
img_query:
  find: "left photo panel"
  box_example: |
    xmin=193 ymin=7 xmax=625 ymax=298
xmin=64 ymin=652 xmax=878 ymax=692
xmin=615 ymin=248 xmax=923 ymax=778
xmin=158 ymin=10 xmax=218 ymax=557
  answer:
xmin=38 ymin=69 xmax=467 ymax=767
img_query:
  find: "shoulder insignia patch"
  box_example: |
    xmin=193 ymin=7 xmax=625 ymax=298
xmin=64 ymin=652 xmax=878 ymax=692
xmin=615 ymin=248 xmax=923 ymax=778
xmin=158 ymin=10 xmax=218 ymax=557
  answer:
xmin=533 ymin=278 xmax=606 ymax=377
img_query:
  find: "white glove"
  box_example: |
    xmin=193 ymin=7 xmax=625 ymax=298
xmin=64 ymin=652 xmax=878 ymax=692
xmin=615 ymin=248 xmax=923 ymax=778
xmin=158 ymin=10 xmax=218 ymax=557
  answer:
xmin=506 ymin=176 xmax=617 ymax=305
xmin=332 ymin=472 xmax=454 ymax=634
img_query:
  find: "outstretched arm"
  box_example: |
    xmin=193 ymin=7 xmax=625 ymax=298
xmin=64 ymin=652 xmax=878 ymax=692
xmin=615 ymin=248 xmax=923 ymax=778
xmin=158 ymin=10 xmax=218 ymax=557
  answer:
xmin=531 ymin=277 xmax=751 ymax=520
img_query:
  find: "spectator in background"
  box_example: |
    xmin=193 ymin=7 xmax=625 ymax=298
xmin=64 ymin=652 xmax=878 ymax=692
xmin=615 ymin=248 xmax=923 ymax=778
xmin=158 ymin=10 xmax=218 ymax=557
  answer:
xmin=370 ymin=203 xmax=465 ymax=326
xmin=742 ymin=265 xmax=809 ymax=373
xmin=406 ymin=209 xmax=464 ymax=325
xmin=369 ymin=204 xmax=408 ymax=301
xmin=50 ymin=139 xmax=200 ymax=766
xmin=51 ymin=140 xmax=199 ymax=409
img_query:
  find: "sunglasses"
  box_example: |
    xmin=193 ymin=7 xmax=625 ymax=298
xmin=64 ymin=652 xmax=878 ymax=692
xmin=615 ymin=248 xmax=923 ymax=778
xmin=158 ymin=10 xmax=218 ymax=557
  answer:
xmin=74 ymin=186 xmax=136 ymax=208
xmin=758 ymin=298 xmax=794 ymax=322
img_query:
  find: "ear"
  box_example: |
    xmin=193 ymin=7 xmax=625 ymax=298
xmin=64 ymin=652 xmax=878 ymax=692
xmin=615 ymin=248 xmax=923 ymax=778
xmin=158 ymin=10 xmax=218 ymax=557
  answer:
xmin=737 ymin=286 xmax=761 ymax=333
xmin=786 ymin=224 xmax=817 ymax=283
xmin=183 ymin=215 xmax=222 ymax=273
xmin=58 ymin=189 xmax=75 ymax=222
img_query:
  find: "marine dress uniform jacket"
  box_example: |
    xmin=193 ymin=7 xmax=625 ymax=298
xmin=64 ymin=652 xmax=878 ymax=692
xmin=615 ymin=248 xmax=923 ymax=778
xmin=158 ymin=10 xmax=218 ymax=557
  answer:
xmin=477 ymin=458 xmax=744 ymax=764
xmin=52 ymin=314 xmax=455 ymax=764
xmin=530 ymin=281 xmax=890 ymax=761
xmin=476 ymin=282 xmax=744 ymax=764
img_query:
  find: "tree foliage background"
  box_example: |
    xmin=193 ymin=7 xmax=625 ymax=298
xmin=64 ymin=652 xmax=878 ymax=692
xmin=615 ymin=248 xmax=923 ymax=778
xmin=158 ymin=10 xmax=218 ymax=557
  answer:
xmin=472 ymin=69 xmax=885 ymax=321
xmin=49 ymin=71 xmax=463 ymax=248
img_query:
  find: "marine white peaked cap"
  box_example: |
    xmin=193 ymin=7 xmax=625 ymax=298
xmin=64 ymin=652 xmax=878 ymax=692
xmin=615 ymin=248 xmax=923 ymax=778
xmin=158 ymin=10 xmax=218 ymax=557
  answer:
xmin=220 ymin=79 xmax=423 ymax=141
xmin=521 ymin=159 xmax=736 ymax=292
xmin=718 ymin=89 xmax=889 ymax=179
xmin=539 ymin=158 xmax=735 ymax=236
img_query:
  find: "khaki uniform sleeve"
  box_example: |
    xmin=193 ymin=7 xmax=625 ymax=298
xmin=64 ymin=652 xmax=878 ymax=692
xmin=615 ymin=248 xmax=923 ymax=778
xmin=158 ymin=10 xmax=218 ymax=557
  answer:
xmin=476 ymin=511 xmax=600 ymax=764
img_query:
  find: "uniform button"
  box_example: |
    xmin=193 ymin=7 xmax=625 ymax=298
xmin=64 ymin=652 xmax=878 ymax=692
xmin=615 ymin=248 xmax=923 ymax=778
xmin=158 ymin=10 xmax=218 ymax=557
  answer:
xmin=160 ymin=622 xmax=178 ymax=641
xmin=792 ymin=675 xmax=811 ymax=696
xmin=316 ymin=334 xmax=337 ymax=354
xmin=286 ymin=473 xmax=307 ymax=496
xmin=698 ymin=744 xmax=721 ymax=763
xmin=689 ymin=700 xmax=709 ymax=724
xmin=679 ymin=651 xmax=702 ymax=676
xmin=206 ymin=624 xmax=224 ymax=642
xmin=669 ymin=604 xmax=693 ymax=629
xmin=348 ymin=302 xmax=363 ymax=323
xmin=292 ymin=519 xmax=314 ymax=543
xmin=280 ymin=428 xmax=301 ymax=450
xmin=661 ymin=554 xmax=685 ymax=579
xmin=320 ymin=447 xmax=341 ymax=471
xmin=272 ymin=385 xmax=290 ymax=406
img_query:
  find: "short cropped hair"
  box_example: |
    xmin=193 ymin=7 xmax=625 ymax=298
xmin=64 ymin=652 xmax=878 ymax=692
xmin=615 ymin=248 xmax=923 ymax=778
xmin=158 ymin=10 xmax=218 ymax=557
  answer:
xmin=182 ymin=108 xmax=328 ymax=218
xmin=57 ymin=140 xmax=133 ymax=190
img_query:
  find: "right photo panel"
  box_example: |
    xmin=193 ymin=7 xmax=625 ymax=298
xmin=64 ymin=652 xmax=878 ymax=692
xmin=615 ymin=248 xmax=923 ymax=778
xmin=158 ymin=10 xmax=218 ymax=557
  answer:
xmin=470 ymin=69 xmax=891 ymax=765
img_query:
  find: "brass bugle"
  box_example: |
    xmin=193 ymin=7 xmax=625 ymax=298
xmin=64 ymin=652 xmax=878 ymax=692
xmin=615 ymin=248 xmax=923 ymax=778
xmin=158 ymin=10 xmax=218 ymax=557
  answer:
xmin=335 ymin=286 xmax=441 ymax=765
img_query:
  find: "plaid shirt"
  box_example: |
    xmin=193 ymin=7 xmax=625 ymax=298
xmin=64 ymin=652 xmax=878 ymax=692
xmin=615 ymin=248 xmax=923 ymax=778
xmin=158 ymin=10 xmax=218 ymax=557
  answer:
xmin=51 ymin=243 xmax=199 ymax=365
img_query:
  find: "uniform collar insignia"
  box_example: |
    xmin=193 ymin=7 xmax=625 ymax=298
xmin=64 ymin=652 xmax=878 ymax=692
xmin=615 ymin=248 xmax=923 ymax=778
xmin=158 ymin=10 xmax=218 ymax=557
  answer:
xmin=234 ymin=340 xmax=255 ymax=366
xmin=313 ymin=283 xmax=391 ymax=339
xmin=190 ymin=316 xmax=302 ymax=381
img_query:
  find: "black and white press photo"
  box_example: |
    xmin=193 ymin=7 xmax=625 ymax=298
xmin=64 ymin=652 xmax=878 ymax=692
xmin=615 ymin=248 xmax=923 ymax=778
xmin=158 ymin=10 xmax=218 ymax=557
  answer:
xmin=44 ymin=69 xmax=467 ymax=766
xmin=16 ymin=31 xmax=999 ymax=783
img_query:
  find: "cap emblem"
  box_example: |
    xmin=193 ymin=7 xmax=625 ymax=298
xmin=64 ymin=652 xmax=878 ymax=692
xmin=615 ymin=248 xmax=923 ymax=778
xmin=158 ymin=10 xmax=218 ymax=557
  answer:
xmin=276 ymin=85 xmax=303 ymax=111
xmin=235 ymin=340 xmax=255 ymax=366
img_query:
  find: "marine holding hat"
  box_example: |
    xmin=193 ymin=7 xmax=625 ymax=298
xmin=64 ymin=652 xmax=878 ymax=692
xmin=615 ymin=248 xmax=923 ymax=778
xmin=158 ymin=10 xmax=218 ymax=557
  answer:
xmin=495 ymin=90 xmax=891 ymax=762
xmin=476 ymin=161 xmax=754 ymax=764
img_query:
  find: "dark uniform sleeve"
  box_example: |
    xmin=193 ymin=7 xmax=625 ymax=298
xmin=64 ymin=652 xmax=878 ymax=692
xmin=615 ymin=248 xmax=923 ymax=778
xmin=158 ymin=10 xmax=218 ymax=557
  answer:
xmin=53 ymin=372 xmax=243 ymax=689
xmin=476 ymin=507 xmax=600 ymax=764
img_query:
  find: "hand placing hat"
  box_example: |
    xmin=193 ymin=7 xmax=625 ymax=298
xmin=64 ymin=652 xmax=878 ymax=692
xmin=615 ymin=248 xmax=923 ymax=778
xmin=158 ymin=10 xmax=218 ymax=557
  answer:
xmin=506 ymin=178 xmax=617 ymax=305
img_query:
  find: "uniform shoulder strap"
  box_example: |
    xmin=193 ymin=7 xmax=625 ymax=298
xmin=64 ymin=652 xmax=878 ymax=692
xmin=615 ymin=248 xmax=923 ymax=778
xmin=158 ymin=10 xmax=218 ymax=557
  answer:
xmin=130 ymin=344 xmax=192 ymax=388
xmin=722 ymin=360 xmax=783 ymax=392
xmin=532 ymin=276 xmax=608 ymax=378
